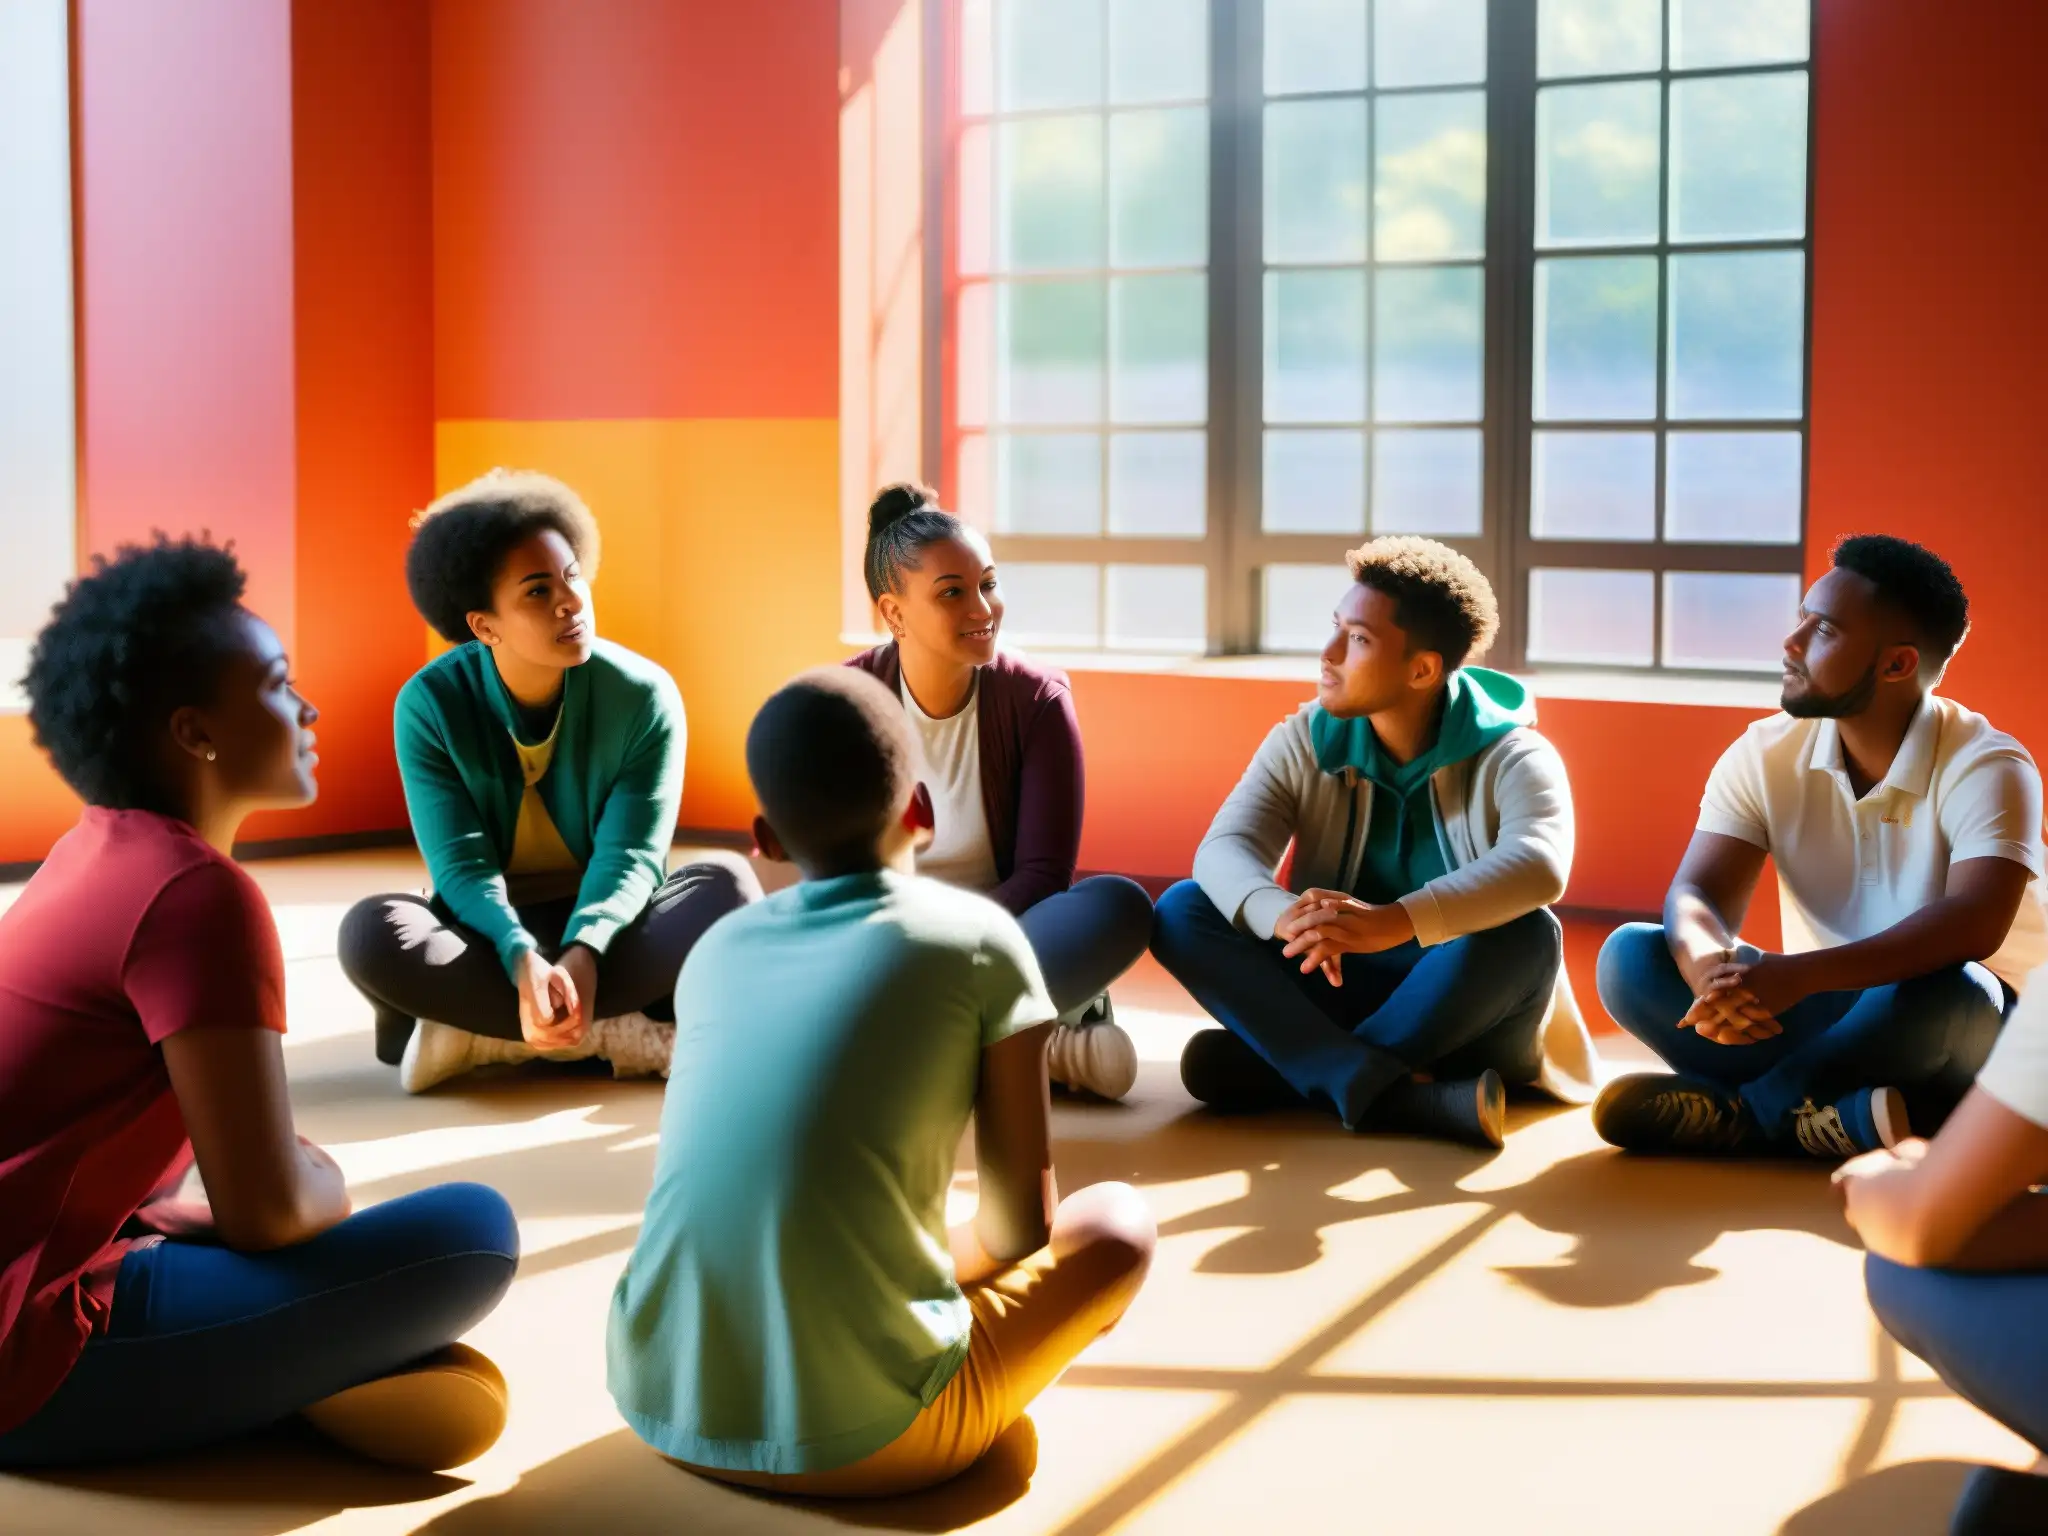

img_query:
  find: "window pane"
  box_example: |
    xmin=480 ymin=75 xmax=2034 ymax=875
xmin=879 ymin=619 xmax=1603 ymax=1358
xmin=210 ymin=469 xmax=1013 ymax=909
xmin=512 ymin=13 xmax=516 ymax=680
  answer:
xmin=1106 ymin=563 xmax=1207 ymax=649
xmin=1263 ymin=429 xmax=1366 ymax=534
xmin=957 ymin=432 xmax=992 ymax=525
xmin=1000 ymin=0 xmax=1104 ymax=111
xmin=1663 ymin=571 xmax=1799 ymax=671
xmin=1527 ymin=567 xmax=1655 ymax=666
xmin=1111 ymin=0 xmax=1208 ymax=104
xmin=1533 ymin=256 xmax=1658 ymax=420
xmin=1530 ymin=430 xmax=1656 ymax=541
xmin=1671 ymin=0 xmax=1809 ymax=70
xmin=998 ymin=279 xmax=1105 ymax=424
xmin=1372 ymin=428 xmax=1481 ymax=536
xmin=1670 ymin=74 xmax=1808 ymax=243
xmin=959 ymin=122 xmax=993 ymax=277
xmin=1668 ymin=251 xmax=1805 ymax=420
xmin=1262 ymin=564 xmax=1352 ymax=651
xmin=1264 ymin=98 xmax=1369 ymax=264
xmin=957 ymin=282 xmax=992 ymax=428
xmin=1374 ymin=91 xmax=1486 ymax=263
xmin=1109 ymin=431 xmax=1206 ymax=535
xmin=1264 ymin=0 xmax=1367 ymax=95
xmin=1000 ymin=562 xmax=1102 ymax=647
xmin=1374 ymin=0 xmax=1486 ymax=88
xmin=1265 ymin=269 xmax=1367 ymax=423
xmin=963 ymin=0 xmax=995 ymax=115
xmin=1665 ymin=431 xmax=1802 ymax=543
xmin=1374 ymin=265 xmax=1483 ymax=423
xmin=997 ymin=434 xmax=1103 ymax=534
xmin=1538 ymin=0 xmax=1661 ymax=79
xmin=998 ymin=116 xmax=1105 ymax=272
xmin=1536 ymin=82 xmax=1660 ymax=249
xmin=1112 ymin=273 xmax=1206 ymax=423
xmin=1111 ymin=107 xmax=1208 ymax=268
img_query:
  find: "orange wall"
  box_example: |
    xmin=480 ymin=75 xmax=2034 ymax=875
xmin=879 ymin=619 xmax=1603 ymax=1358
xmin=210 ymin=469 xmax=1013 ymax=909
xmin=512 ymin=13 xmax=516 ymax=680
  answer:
xmin=431 ymin=0 xmax=841 ymax=832
xmin=1 ymin=0 xmax=432 ymax=864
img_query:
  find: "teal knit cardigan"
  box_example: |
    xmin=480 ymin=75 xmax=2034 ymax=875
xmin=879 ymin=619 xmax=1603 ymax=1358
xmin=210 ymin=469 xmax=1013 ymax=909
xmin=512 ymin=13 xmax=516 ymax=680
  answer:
xmin=393 ymin=639 xmax=685 ymax=979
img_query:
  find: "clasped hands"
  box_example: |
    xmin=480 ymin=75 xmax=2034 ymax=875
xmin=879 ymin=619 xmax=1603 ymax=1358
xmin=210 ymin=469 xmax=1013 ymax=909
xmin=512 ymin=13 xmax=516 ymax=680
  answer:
xmin=1679 ymin=950 xmax=1813 ymax=1045
xmin=516 ymin=943 xmax=598 ymax=1050
xmin=1275 ymin=888 xmax=1415 ymax=986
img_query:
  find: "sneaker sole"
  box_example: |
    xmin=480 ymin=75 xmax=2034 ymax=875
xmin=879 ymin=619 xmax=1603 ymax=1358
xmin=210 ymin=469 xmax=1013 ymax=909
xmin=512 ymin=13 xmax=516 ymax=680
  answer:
xmin=301 ymin=1344 xmax=508 ymax=1471
xmin=1869 ymin=1087 xmax=1909 ymax=1150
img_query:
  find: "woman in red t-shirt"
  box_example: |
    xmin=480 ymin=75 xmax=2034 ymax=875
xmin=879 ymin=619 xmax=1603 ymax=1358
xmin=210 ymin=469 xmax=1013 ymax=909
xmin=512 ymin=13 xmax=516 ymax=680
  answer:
xmin=0 ymin=538 xmax=518 ymax=1470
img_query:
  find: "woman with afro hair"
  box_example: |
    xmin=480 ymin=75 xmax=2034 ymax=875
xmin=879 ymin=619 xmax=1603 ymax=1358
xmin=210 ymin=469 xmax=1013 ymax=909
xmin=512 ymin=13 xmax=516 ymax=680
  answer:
xmin=0 ymin=538 xmax=518 ymax=1470
xmin=339 ymin=469 xmax=759 ymax=1091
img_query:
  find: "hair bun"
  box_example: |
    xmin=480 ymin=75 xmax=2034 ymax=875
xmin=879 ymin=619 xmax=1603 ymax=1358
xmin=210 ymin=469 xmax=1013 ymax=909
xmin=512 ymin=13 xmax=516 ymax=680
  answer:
xmin=868 ymin=482 xmax=938 ymax=539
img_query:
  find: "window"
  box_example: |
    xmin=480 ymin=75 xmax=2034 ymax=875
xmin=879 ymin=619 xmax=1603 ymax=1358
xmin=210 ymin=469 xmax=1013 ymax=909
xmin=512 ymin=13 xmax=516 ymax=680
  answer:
xmin=934 ymin=0 xmax=1812 ymax=672
xmin=0 ymin=0 xmax=77 ymax=710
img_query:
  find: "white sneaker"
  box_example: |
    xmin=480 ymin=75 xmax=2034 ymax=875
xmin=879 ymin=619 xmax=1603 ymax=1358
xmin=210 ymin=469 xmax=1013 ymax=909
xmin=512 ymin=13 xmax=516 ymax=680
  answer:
xmin=1046 ymin=997 xmax=1137 ymax=1101
xmin=588 ymin=1011 xmax=675 ymax=1079
xmin=399 ymin=1020 xmax=537 ymax=1094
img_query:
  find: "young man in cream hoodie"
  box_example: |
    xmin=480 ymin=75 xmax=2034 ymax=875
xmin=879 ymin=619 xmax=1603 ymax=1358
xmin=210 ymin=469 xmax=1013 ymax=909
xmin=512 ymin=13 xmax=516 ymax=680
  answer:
xmin=1152 ymin=539 xmax=1597 ymax=1148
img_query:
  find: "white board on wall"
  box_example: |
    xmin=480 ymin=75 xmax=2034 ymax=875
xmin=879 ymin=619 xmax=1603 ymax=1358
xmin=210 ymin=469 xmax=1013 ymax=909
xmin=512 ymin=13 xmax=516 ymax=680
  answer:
xmin=0 ymin=0 xmax=77 ymax=710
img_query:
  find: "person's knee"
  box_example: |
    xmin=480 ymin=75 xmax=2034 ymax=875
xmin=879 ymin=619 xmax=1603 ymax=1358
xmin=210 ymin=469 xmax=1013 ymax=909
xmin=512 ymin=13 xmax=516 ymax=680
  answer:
xmin=1087 ymin=874 xmax=1157 ymax=957
xmin=337 ymin=895 xmax=405 ymax=980
xmin=1151 ymin=880 xmax=1224 ymax=964
xmin=1051 ymin=1181 xmax=1157 ymax=1290
xmin=1864 ymin=1253 xmax=1937 ymax=1358
xmin=1595 ymin=923 xmax=1676 ymax=1030
xmin=1895 ymin=963 xmax=2005 ymax=1033
xmin=680 ymin=853 xmax=765 ymax=915
xmin=1470 ymin=908 xmax=1562 ymax=980
xmin=388 ymin=1182 xmax=522 ymax=1267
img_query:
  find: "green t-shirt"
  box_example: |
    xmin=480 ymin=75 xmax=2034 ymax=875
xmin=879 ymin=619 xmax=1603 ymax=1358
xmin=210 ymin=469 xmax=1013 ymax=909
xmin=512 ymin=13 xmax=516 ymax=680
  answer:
xmin=605 ymin=868 xmax=1055 ymax=1474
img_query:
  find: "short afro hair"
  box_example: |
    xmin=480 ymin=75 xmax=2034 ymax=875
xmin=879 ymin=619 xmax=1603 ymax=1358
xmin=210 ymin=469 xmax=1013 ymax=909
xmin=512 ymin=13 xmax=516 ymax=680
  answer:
xmin=1833 ymin=534 xmax=1970 ymax=671
xmin=406 ymin=470 xmax=601 ymax=644
xmin=24 ymin=535 xmax=249 ymax=809
xmin=1344 ymin=536 xmax=1500 ymax=670
xmin=746 ymin=668 xmax=913 ymax=872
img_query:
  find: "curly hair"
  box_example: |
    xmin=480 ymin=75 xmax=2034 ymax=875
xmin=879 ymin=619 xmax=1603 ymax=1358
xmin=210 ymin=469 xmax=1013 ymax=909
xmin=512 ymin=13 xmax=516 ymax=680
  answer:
xmin=1344 ymin=536 xmax=1500 ymax=670
xmin=23 ymin=536 xmax=249 ymax=809
xmin=406 ymin=470 xmax=601 ymax=644
xmin=1833 ymin=534 xmax=1970 ymax=669
xmin=864 ymin=482 xmax=967 ymax=603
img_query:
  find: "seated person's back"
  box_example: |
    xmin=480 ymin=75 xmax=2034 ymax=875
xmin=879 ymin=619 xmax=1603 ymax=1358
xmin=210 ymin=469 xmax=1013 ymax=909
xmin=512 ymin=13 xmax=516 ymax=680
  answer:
xmin=612 ymin=868 xmax=1043 ymax=1470
xmin=609 ymin=667 xmax=1153 ymax=1497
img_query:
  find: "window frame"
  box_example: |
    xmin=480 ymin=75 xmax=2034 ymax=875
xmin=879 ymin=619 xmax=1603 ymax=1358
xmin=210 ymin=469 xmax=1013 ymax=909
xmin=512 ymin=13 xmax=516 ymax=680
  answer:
xmin=922 ymin=0 xmax=1816 ymax=674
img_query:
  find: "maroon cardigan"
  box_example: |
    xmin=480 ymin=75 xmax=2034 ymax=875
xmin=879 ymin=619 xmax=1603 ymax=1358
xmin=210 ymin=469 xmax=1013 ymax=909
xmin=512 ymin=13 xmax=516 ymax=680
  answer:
xmin=847 ymin=644 xmax=1084 ymax=916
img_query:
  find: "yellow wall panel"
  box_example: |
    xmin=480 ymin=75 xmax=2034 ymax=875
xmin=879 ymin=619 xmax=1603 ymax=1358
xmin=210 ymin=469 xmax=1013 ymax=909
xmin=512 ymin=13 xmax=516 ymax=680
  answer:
xmin=433 ymin=418 xmax=840 ymax=833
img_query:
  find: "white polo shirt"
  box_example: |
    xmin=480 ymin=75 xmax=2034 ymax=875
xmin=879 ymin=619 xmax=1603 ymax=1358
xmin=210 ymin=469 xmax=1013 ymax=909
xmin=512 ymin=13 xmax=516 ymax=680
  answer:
xmin=1978 ymin=981 xmax=2048 ymax=1128
xmin=1698 ymin=695 xmax=2047 ymax=993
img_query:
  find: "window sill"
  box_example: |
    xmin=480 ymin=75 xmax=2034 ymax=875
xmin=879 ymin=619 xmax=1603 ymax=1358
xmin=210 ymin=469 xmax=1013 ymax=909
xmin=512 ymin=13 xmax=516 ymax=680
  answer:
xmin=841 ymin=634 xmax=1780 ymax=710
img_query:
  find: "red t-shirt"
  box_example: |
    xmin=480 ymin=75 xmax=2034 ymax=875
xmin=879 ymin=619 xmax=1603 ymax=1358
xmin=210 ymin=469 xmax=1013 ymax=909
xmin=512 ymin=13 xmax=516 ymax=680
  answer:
xmin=0 ymin=809 xmax=285 ymax=1433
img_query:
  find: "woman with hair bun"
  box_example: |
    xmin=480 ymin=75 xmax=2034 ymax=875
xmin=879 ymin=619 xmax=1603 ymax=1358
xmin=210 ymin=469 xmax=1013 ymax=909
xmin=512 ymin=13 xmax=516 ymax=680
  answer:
xmin=0 ymin=537 xmax=517 ymax=1471
xmin=849 ymin=483 xmax=1153 ymax=1101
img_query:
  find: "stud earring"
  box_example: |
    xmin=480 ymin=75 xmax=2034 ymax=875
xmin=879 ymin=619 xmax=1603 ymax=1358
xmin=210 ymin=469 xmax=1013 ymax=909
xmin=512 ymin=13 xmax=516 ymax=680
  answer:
xmin=205 ymin=749 xmax=217 ymax=762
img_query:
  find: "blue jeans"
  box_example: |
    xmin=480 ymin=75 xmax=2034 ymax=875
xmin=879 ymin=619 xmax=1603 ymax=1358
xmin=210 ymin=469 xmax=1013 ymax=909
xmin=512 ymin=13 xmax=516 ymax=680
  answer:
xmin=1151 ymin=880 xmax=1560 ymax=1123
xmin=1868 ymin=1250 xmax=2048 ymax=1453
xmin=1595 ymin=923 xmax=2009 ymax=1139
xmin=1019 ymin=874 xmax=1155 ymax=1017
xmin=0 ymin=1183 xmax=519 ymax=1467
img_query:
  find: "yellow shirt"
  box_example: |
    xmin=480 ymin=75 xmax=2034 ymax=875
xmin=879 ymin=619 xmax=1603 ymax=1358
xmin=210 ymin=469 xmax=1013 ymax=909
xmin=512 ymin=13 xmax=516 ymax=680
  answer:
xmin=506 ymin=714 xmax=581 ymax=905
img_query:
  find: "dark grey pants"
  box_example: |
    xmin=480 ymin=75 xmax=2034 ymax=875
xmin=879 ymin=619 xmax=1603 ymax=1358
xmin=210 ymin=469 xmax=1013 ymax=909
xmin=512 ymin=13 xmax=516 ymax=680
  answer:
xmin=339 ymin=856 xmax=761 ymax=1062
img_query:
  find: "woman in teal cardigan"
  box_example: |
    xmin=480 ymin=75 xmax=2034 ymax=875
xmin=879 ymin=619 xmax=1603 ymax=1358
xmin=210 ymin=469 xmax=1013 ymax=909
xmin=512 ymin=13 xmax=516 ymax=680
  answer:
xmin=340 ymin=471 xmax=759 ymax=1092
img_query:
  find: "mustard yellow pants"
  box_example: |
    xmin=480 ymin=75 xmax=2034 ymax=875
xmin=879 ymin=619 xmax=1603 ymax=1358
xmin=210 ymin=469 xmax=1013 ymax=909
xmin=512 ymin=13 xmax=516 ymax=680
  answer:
xmin=682 ymin=1238 xmax=1141 ymax=1498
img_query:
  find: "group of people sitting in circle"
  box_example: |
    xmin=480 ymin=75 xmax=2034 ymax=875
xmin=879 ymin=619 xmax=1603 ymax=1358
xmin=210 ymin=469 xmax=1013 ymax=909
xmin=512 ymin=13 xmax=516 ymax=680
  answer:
xmin=2 ymin=469 xmax=2046 ymax=1527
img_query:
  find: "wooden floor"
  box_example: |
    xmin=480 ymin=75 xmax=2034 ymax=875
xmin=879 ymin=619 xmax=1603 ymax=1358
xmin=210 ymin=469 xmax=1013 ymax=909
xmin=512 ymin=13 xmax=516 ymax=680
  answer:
xmin=0 ymin=851 xmax=2034 ymax=1535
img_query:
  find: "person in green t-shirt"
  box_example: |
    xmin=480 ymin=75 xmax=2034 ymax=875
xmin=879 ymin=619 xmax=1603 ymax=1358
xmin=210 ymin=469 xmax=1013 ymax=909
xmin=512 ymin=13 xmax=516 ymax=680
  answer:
xmin=607 ymin=668 xmax=1155 ymax=1496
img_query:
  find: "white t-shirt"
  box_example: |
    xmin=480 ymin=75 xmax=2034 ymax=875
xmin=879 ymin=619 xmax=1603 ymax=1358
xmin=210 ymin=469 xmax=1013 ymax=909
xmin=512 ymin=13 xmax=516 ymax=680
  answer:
xmin=901 ymin=674 xmax=1000 ymax=894
xmin=1979 ymin=975 xmax=2048 ymax=1128
xmin=1698 ymin=695 xmax=2047 ymax=992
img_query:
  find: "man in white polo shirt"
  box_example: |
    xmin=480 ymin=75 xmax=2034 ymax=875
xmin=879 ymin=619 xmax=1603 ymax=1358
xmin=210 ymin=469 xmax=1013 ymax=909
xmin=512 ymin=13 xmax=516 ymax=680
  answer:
xmin=1594 ymin=535 xmax=2045 ymax=1157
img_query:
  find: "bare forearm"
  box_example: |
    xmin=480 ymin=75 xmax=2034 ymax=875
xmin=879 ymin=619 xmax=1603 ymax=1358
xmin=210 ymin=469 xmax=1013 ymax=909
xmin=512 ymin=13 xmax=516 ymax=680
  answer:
xmin=1795 ymin=900 xmax=2005 ymax=998
xmin=1939 ymin=1192 xmax=2048 ymax=1271
xmin=1665 ymin=886 xmax=1737 ymax=981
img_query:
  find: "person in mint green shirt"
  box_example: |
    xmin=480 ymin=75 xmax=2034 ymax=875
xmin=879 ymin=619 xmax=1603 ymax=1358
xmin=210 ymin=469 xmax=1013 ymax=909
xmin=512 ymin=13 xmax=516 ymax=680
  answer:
xmin=608 ymin=668 xmax=1154 ymax=1496
xmin=337 ymin=470 xmax=759 ymax=1092
xmin=1151 ymin=537 xmax=1597 ymax=1147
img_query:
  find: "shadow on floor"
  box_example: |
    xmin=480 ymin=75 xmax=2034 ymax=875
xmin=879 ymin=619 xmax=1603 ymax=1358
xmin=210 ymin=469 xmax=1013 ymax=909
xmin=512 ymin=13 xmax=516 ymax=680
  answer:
xmin=1 ymin=1421 xmax=464 ymax=1536
xmin=416 ymin=1420 xmax=1039 ymax=1536
xmin=1777 ymin=1459 xmax=1975 ymax=1535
